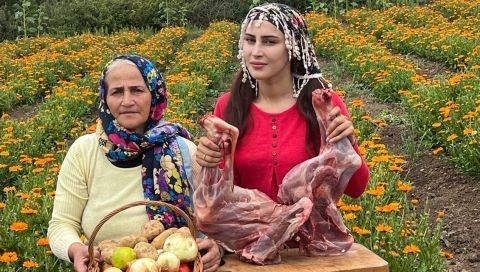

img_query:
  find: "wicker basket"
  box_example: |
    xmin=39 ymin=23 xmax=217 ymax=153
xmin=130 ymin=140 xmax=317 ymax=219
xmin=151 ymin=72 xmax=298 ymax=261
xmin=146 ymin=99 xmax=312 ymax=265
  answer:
xmin=87 ymin=200 xmax=203 ymax=272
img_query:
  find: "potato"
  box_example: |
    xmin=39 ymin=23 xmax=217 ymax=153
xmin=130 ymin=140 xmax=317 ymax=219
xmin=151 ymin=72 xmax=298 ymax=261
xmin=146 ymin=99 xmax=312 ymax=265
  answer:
xmin=98 ymin=240 xmax=118 ymax=264
xmin=176 ymin=226 xmax=193 ymax=236
xmin=133 ymin=241 xmax=159 ymax=260
xmin=151 ymin=227 xmax=177 ymax=249
xmin=117 ymin=235 xmax=148 ymax=248
xmin=140 ymin=220 xmax=165 ymax=242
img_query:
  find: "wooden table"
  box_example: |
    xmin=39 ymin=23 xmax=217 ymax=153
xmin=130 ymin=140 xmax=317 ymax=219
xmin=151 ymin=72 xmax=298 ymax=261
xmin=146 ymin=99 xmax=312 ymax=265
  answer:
xmin=217 ymin=243 xmax=388 ymax=272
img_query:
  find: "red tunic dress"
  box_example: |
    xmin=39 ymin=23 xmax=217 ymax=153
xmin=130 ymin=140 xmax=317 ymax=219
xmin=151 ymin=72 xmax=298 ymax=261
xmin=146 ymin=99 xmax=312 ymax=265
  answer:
xmin=214 ymin=92 xmax=369 ymax=202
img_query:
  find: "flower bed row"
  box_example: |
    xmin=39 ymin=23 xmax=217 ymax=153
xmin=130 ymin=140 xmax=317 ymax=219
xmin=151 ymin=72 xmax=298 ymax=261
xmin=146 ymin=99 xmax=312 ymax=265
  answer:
xmin=306 ymin=10 xmax=479 ymax=175
xmin=0 ymin=22 xmax=238 ymax=270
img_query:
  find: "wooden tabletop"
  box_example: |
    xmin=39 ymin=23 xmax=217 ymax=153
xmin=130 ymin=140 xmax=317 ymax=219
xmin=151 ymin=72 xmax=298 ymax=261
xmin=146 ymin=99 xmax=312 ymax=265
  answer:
xmin=217 ymin=243 xmax=389 ymax=272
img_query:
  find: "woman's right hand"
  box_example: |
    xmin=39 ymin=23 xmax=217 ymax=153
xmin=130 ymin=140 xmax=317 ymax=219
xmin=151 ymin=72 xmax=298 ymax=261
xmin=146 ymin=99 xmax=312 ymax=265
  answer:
xmin=195 ymin=136 xmax=223 ymax=167
xmin=69 ymin=242 xmax=101 ymax=272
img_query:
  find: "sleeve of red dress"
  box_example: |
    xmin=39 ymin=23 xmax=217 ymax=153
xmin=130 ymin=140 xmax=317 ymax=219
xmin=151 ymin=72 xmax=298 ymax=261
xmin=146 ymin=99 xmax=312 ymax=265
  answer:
xmin=331 ymin=93 xmax=370 ymax=198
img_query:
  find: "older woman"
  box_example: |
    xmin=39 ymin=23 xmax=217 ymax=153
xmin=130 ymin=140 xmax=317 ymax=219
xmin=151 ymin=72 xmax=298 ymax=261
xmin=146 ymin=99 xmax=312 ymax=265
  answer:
xmin=48 ymin=54 xmax=222 ymax=272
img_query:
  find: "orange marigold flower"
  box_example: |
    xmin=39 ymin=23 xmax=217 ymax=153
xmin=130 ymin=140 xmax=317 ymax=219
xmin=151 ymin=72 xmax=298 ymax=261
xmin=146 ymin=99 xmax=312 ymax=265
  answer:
xmin=0 ymin=202 xmax=5 ymax=209
xmin=15 ymin=192 xmax=29 ymax=199
xmin=403 ymin=244 xmax=421 ymax=254
xmin=10 ymin=221 xmax=28 ymax=231
xmin=447 ymin=134 xmax=458 ymax=141
xmin=389 ymin=250 xmax=400 ymax=256
xmin=411 ymin=199 xmax=419 ymax=205
xmin=343 ymin=213 xmax=357 ymax=220
xmin=21 ymin=207 xmax=38 ymax=215
xmin=3 ymin=186 xmax=16 ymax=193
xmin=432 ymin=147 xmax=443 ymax=155
xmin=432 ymin=122 xmax=441 ymax=128
xmin=352 ymin=226 xmax=371 ymax=236
xmin=463 ymin=128 xmax=477 ymax=136
xmin=375 ymin=202 xmax=401 ymax=213
xmin=340 ymin=204 xmax=363 ymax=212
xmin=0 ymin=252 xmax=18 ymax=263
xmin=23 ymin=260 xmax=39 ymax=268
xmin=37 ymin=237 xmax=49 ymax=246
xmin=389 ymin=164 xmax=404 ymax=172
xmin=366 ymin=186 xmax=385 ymax=196
xmin=440 ymin=250 xmax=454 ymax=260
xmin=32 ymin=167 xmax=44 ymax=173
xmin=376 ymin=224 xmax=393 ymax=233
xmin=401 ymin=228 xmax=416 ymax=236
xmin=397 ymin=180 xmax=413 ymax=192
xmin=9 ymin=165 xmax=23 ymax=172
xmin=350 ymin=99 xmax=365 ymax=107
xmin=436 ymin=210 xmax=445 ymax=221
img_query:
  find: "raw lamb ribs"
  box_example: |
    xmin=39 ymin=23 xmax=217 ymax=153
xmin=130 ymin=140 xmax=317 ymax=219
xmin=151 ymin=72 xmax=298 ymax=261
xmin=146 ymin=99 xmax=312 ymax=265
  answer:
xmin=193 ymin=88 xmax=361 ymax=264
xmin=278 ymin=88 xmax=362 ymax=256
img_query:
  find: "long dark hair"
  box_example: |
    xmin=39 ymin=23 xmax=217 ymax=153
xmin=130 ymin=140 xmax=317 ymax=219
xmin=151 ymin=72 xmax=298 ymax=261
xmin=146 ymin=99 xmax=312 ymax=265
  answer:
xmin=223 ymin=60 xmax=329 ymax=156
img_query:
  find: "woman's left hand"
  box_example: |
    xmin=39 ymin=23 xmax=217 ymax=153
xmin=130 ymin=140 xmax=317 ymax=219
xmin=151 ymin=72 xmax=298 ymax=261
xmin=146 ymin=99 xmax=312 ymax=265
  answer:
xmin=326 ymin=106 xmax=356 ymax=145
xmin=196 ymin=238 xmax=222 ymax=272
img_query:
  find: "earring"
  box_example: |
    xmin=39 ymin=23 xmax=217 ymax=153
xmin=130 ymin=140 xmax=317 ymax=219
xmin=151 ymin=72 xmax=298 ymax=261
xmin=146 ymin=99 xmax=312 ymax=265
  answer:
xmin=241 ymin=56 xmax=257 ymax=96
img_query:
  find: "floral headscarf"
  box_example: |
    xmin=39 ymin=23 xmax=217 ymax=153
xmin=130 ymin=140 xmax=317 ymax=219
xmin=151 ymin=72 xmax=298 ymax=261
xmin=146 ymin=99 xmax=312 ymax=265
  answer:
xmin=96 ymin=54 xmax=193 ymax=227
xmin=238 ymin=3 xmax=328 ymax=97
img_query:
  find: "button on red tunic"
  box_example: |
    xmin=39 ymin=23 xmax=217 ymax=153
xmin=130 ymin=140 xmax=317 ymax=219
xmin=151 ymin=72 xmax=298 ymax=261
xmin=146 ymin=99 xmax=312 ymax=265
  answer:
xmin=214 ymin=92 xmax=369 ymax=202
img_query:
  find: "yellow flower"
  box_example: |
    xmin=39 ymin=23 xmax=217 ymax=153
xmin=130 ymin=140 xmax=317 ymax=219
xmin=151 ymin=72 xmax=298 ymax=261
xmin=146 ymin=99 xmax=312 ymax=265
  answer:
xmin=339 ymin=204 xmax=363 ymax=212
xmin=389 ymin=164 xmax=404 ymax=172
xmin=401 ymin=228 xmax=416 ymax=237
xmin=352 ymin=226 xmax=371 ymax=236
xmin=23 ymin=260 xmax=39 ymax=268
xmin=350 ymin=99 xmax=365 ymax=107
xmin=397 ymin=180 xmax=412 ymax=192
xmin=463 ymin=128 xmax=477 ymax=136
xmin=447 ymin=134 xmax=458 ymax=141
xmin=436 ymin=210 xmax=445 ymax=221
xmin=403 ymin=244 xmax=421 ymax=254
xmin=9 ymin=165 xmax=23 ymax=172
xmin=3 ymin=186 xmax=16 ymax=192
xmin=366 ymin=186 xmax=385 ymax=196
xmin=440 ymin=250 xmax=454 ymax=260
xmin=10 ymin=221 xmax=28 ymax=231
xmin=375 ymin=224 xmax=393 ymax=233
xmin=389 ymin=250 xmax=400 ymax=257
xmin=37 ymin=237 xmax=49 ymax=246
xmin=432 ymin=147 xmax=443 ymax=155
xmin=375 ymin=202 xmax=401 ymax=213
xmin=0 ymin=252 xmax=18 ymax=263
xmin=343 ymin=213 xmax=357 ymax=220
xmin=32 ymin=167 xmax=44 ymax=173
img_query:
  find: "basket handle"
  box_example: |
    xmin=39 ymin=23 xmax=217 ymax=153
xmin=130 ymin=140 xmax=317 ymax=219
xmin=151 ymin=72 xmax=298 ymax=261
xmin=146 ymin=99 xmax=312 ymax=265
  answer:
xmin=87 ymin=200 xmax=197 ymax=271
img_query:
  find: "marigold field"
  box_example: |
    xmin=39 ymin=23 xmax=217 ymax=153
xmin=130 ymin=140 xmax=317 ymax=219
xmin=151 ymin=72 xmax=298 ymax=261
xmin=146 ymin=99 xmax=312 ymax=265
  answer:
xmin=0 ymin=0 xmax=478 ymax=271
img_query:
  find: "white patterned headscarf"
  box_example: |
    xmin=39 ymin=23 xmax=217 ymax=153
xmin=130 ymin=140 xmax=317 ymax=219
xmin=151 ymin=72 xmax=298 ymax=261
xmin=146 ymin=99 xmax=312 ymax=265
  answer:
xmin=238 ymin=3 xmax=328 ymax=97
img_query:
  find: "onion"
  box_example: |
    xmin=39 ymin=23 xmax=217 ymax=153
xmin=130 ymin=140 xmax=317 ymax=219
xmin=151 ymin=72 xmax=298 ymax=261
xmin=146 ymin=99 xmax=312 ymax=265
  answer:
xmin=163 ymin=232 xmax=198 ymax=262
xmin=156 ymin=252 xmax=180 ymax=272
